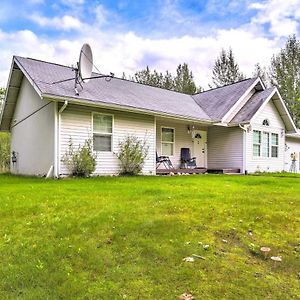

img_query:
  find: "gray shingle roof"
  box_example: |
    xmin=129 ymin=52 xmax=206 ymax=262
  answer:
xmin=15 ymin=56 xmax=211 ymax=121
xmin=230 ymin=88 xmax=275 ymax=124
xmin=192 ymin=78 xmax=258 ymax=120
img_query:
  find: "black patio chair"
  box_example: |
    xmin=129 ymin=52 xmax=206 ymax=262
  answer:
xmin=156 ymin=152 xmax=174 ymax=169
xmin=180 ymin=148 xmax=196 ymax=168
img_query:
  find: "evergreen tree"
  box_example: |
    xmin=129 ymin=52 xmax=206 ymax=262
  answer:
xmin=252 ymin=63 xmax=269 ymax=87
xmin=0 ymin=88 xmax=10 ymax=172
xmin=269 ymin=35 xmax=300 ymax=126
xmin=211 ymin=48 xmax=245 ymax=87
xmin=173 ymin=63 xmax=197 ymax=94
xmin=134 ymin=66 xmax=163 ymax=87
xmin=162 ymin=71 xmax=174 ymax=90
xmin=0 ymin=88 xmax=5 ymax=115
xmin=123 ymin=64 xmax=198 ymax=95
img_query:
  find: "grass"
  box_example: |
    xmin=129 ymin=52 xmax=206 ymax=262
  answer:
xmin=0 ymin=173 xmax=300 ymax=299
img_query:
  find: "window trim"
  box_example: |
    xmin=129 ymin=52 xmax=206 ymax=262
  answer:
xmin=271 ymin=133 xmax=279 ymax=158
xmin=252 ymin=129 xmax=279 ymax=159
xmin=253 ymin=130 xmax=261 ymax=157
xmin=262 ymin=131 xmax=270 ymax=158
xmin=92 ymin=112 xmax=114 ymax=152
xmin=161 ymin=126 xmax=175 ymax=157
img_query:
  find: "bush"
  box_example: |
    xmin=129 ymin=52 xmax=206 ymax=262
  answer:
xmin=61 ymin=138 xmax=96 ymax=177
xmin=116 ymin=135 xmax=149 ymax=175
xmin=0 ymin=132 xmax=10 ymax=172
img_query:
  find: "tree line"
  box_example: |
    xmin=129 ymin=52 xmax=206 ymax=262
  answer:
xmin=123 ymin=35 xmax=300 ymax=127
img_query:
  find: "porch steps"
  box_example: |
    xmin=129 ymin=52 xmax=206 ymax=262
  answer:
xmin=156 ymin=168 xmax=207 ymax=175
xmin=207 ymin=168 xmax=241 ymax=174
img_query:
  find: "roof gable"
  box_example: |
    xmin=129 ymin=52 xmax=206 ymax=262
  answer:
xmin=230 ymin=88 xmax=275 ymax=124
xmin=192 ymin=78 xmax=259 ymax=120
xmin=230 ymin=87 xmax=297 ymax=132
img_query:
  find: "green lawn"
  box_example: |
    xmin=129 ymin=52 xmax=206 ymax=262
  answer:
xmin=0 ymin=173 xmax=300 ymax=299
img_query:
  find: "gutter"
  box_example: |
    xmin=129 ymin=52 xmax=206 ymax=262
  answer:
xmin=42 ymin=93 xmax=213 ymax=125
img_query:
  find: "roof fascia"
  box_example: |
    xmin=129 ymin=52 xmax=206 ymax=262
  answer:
xmin=13 ymin=56 xmax=43 ymax=99
xmin=273 ymin=87 xmax=297 ymax=132
xmin=286 ymin=134 xmax=300 ymax=140
xmin=0 ymin=58 xmax=15 ymax=130
xmin=250 ymin=88 xmax=297 ymax=133
xmin=221 ymin=77 xmax=262 ymax=124
xmin=42 ymin=93 xmax=214 ymax=125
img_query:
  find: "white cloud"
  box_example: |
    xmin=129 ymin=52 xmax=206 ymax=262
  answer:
xmin=0 ymin=25 xmax=282 ymax=89
xmin=249 ymin=0 xmax=300 ymax=37
xmin=0 ymin=1 xmax=297 ymax=89
xmin=30 ymin=14 xmax=83 ymax=30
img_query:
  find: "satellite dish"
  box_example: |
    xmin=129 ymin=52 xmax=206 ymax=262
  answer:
xmin=79 ymin=43 xmax=93 ymax=83
xmin=52 ymin=43 xmax=114 ymax=96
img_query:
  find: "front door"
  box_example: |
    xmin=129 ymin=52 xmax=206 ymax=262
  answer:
xmin=193 ymin=130 xmax=207 ymax=167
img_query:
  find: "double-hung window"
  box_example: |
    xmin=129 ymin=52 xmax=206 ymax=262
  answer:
xmin=93 ymin=113 xmax=113 ymax=152
xmin=253 ymin=130 xmax=279 ymax=158
xmin=253 ymin=130 xmax=261 ymax=157
xmin=161 ymin=127 xmax=174 ymax=156
xmin=271 ymin=133 xmax=279 ymax=158
xmin=262 ymin=132 xmax=269 ymax=157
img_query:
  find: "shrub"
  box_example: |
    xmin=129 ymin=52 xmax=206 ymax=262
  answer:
xmin=61 ymin=138 xmax=96 ymax=177
xmin=116 ymin=135 xmax=149 ymax=175
xmin=0 ymin=132 xmax=10 ymax=172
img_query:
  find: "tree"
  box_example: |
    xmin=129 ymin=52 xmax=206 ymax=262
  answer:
xmin=211 ymin=48 xmax=245 ymax=87
xmin=122 ymin=63 xmax=199 ymax=95
xmin=173 ymin=63 xmax=197 ymax=94
xmin=252 ymin=63 xmax=269 ymax=87
xmin=0 ymin=88 xmax=5 ymax=113
xmin=134 ymin=66 xmax=163 ymax=87
xmin=269 ymin=35 xmax=300 ymax=126
xmin=0 ymin=88 xmax=10 ymax=172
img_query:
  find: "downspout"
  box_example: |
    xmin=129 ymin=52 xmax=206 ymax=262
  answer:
xmin=54 ymin=100 xmax=68 ymax=178
xmin=57 ymin=100 xmax=68 ymax=177
xmin=239 ymin=123 xmax=249 ymax=174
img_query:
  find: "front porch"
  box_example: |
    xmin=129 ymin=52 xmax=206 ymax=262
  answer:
xmin=154 ymin=117 xmax=243 ymax=175
xmin=155 ymin=117 xmax=208 ymax=172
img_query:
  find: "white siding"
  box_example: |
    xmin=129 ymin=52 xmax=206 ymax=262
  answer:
xmin=285 ymin=137 xmax=300 ymax=173
xmin=207 ymin=126 xmax=244 ymax=171
xmin=156 ymin=120 xmax=205 ymax=168
xmin=11 ymin=77 xmax=55 ymax=176
xmin=245 ymin=100 xmax=285 ymax=173
xmin=59 ymin=105 xmax=155 ymax=175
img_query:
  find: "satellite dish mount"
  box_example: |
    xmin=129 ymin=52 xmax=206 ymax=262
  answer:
xmin=52 ymin=43 xmax=114 ymax=96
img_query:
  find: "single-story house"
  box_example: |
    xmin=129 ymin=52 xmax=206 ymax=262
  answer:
xmin=0 ymin=56 xmax=300 ymax=176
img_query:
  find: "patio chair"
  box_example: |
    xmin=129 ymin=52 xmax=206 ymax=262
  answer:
xmin=180 ymin=148 xmax=196 ymax=168
xmin=156 ymin=152 xmax=174 ymax=169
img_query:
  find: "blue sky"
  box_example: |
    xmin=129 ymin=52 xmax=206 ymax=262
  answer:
xmin=0 ymin=0 xmax=299 ymax=87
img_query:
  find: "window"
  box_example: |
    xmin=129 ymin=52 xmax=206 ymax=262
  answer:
xmin=253 ymin=130 xmax=279 ymax=158
xmin=161 ymin=127 xmax=174 ymax=156
xmin=93 ymin=114 xmax=113 ymax=151
xmin=262 ymin=132 xmax=269 ymax=157
xmin=262 ymin=119 xmax=270 ymax=126
xmin=271 ymin=133 xmax=279 ymax=158
xmin=253 ymin=130 xmax=261 ymax=157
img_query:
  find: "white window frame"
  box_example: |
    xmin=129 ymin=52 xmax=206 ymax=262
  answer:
xmin=271 ymin=133 xmax=279 ymax=158
xmin=253 ymin=130 xmax=261 ymax=157
xmin=252 ymin=130 xmax=279 ymax=159
xmin=262 ymin=131 xmax=270 ymax=157
xmin=92 ymin=112 xmax=114 ymax=152
xmin=161 ymin=127 xmax=175 ymax=157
